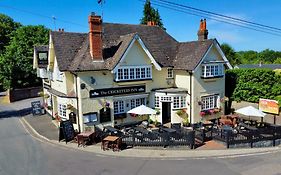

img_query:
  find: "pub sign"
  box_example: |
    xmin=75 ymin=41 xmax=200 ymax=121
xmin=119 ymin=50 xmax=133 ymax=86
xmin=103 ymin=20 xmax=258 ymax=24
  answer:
xmin=90 ymin=85 xmax=146 ymax=98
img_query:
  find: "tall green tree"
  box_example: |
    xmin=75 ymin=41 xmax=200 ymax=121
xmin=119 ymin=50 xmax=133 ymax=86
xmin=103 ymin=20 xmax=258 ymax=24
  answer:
xmin=221 ymin=43 xmax=240 ymax=66
xmin=0 ymin=14 xmax=21 ymax=54
xmin=140 ymin=0 xmax=166 ymax=30
xmin=0 ymin=25 xmax=49 ymax=90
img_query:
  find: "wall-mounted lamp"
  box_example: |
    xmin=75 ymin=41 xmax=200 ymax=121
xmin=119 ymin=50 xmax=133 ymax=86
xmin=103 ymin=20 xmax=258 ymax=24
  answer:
xmin=80 ymin=83 xmax=86 ymax=89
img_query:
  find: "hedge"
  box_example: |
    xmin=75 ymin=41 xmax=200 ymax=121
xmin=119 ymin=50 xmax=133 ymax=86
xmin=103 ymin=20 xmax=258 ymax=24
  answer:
xmin=225 ymin=68 xmax=281 ymax=107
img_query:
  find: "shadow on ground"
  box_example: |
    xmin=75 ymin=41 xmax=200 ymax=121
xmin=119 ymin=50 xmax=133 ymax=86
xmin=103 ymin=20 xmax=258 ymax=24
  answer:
xmin=0 ymin=107 xmax=32 ymax=119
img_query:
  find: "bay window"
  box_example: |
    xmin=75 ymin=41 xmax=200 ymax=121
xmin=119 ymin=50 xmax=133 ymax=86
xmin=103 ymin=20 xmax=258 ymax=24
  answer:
xmin=201 ymin=64 xmax=224 ymax=78
xmin=201 ymin=94 xmax=219 ymax=111
xmin=115 ymin=66 xmax=152 ymax=81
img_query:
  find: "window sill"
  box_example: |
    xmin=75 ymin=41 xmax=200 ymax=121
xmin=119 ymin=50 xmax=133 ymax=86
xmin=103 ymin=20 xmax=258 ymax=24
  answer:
xmin=114 ymin=78 xmax=152 ymax=83
xmin=201 ymin=75 xmax=224 ymax=79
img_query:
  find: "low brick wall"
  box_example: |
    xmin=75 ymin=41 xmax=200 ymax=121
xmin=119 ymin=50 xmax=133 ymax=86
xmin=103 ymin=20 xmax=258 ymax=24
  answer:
xmin=9 ymin=86 xmax=42 ymax=102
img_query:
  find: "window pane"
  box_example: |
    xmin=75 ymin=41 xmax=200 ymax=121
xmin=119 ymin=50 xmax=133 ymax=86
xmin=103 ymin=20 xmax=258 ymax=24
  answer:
xmin=131 ymin=99 xmax=135 ymax=109
xmin=141 ymin=68 xmax=145 ymax=78
xmin=146 ymin=67 xmax=151 ymax=78
xmin=130 ymin=68 xmax=135 ymax=79
xmin=124 ymin=69 xmax=129 ymax=79
xmin=136 ymin=68 xmax=140 ymax=79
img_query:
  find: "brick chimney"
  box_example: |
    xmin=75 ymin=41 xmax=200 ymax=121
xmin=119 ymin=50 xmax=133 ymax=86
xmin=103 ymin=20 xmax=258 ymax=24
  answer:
xmin=147 ymin=21 xmax=156 ymax=26
xmin=88 ymin=12 xmax=103 ymax=62
xmin=197 ymin=19 xmax=208 ymax=41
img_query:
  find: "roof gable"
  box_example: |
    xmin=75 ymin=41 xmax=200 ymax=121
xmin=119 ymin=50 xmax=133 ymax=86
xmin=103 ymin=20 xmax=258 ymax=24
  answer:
xmin=49 ymin=22 xmax=225 ymax=72
xmin=112 ymin=34 xmax=161 ymax=73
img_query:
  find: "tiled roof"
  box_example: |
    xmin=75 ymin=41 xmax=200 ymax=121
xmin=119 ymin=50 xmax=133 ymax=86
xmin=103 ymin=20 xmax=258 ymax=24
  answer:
xmin=51 ymin=23 xmax=214 ymax=72
xmin=174 ymin=40 xmax=214 ymax=70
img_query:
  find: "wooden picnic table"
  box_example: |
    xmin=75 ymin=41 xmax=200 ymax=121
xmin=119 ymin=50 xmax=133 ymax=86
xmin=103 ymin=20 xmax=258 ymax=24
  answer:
xmin=101 ymin=136 xmax=122 ymax=151
xmin=77 ymin=131 xmax=95 ymax=147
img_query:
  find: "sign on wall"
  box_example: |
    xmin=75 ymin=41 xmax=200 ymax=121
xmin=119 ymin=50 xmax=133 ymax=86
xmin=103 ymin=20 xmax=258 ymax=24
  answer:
xmin=89 ymin=85 xmax=146 ymax=98
xmin=259 ymin=99 xmax=279 ymax=115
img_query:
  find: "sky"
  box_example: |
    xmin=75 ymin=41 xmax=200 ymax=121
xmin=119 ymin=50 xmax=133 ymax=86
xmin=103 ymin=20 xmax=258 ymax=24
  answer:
xmin=0 ymin=0 xmax=281 ymax=52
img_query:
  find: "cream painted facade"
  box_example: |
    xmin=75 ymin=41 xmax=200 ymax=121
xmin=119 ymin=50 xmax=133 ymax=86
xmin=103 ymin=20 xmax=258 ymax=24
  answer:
xmin=34 ymin=32 xmax=231 ymax=132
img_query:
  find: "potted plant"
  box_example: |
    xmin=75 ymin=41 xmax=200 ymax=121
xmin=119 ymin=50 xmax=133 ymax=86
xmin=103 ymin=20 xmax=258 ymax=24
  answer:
xmin=176 ymin=109 xmax=189 ymax=126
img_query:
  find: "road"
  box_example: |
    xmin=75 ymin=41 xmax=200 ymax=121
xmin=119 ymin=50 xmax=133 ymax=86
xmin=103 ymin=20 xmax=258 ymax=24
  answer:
xmin=1 ymin=117 xmax=281 ymax=175
xmin=1 ymin=96 xmax=281 ymax=174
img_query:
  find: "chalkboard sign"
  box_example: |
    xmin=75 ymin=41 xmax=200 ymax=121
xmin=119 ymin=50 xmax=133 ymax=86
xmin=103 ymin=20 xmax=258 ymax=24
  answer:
xmin=31 ymin=101 xmax=42 ymax=116
xmin=59 ymin=120 xmax=75 ymax=144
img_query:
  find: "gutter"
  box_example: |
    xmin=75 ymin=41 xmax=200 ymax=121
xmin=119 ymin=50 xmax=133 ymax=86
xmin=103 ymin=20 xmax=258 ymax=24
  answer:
xmin=188 ymin=71 xmax=193 ymax=124
xmin=73 ymin=73 xmax=81 ymax=133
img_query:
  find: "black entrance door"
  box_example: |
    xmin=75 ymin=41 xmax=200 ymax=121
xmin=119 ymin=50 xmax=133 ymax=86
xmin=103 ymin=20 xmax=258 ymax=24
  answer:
xmin=162 ymin=102 xmax=171 ymax=124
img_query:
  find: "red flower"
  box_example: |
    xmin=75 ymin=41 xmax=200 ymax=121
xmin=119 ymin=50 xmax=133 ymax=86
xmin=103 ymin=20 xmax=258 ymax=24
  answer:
xmin=200 ymin=111 xmax=206 ymax=116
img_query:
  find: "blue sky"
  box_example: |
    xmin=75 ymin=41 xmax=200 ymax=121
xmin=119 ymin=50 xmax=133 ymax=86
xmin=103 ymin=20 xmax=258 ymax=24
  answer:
xmin=1 ymin=0 xmax=281 ymax=52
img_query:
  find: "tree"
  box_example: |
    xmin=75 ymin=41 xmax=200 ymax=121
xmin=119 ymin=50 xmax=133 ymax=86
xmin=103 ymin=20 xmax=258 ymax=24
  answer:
xmin=0 ymin=25 xmax=49 ymax=90
xmin=273 ymin=57 xmax=281 ymax=64
xmin=221 ymin=43 xmax=240 ymax=66
xmin=0 ymin=14 xmax=21 ymax=54
xmin=140 ymin=0 xmax=166 ymax=30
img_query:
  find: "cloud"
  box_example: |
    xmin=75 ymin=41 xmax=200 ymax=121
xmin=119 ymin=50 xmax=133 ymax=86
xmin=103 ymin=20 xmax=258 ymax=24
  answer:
xmin=209 ymin=29 xmax=245 ymax=44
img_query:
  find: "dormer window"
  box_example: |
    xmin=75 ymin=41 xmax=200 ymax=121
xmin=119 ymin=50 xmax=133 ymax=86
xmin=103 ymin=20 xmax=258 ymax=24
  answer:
xmin=201 ymin=63 xmax=224 ymax=78
xmin=115 ymin=66 xmax=152 ymax=82
xmin=167 ymin=68 xmax=173 ymax=78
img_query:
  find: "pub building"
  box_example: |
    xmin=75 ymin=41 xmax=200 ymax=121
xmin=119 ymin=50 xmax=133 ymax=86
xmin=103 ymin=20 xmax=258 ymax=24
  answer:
xmin=33 ymin=13 xmax=232 ymax=132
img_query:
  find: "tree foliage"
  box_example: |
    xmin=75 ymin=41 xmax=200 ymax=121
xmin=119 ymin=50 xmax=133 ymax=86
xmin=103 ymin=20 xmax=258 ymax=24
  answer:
xmin=221 ymin=43 xmax=281 ymax=66
xmin=225 ymin=69 xmax=281 ymax=107
xmin=0 ymin=25 xmax=49 ymax=90
xmin=0 ymin=13 xmax=21 ymax=54
xmin=221 ymin=43 xmax=240 ymax=66
xmin=140 ymin=0 xmax=165 ymax=30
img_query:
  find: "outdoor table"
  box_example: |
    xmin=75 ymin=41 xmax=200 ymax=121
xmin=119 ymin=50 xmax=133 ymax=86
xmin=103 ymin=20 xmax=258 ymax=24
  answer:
xmin=101 ymin=136 xmax=122 ymax=151
xmin=135 ymin=127 xmax=149 ymax=135
xmin=162 ymin=127 xmax=176 ymax=133
xmin=104 ymin=126 xmax=119 ymax=134
xmin=77 ymin=131 xmax=95 ymax=147
xmin=239 ymin=122 xmax=258 ymax=131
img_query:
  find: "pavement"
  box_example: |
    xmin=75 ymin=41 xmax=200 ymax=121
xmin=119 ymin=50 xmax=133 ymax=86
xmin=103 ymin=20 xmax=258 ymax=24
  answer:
xmin=20 ymin=113 xmax=281 ymax=158
xmin=1 ymin=94 xmax=281 ymax=158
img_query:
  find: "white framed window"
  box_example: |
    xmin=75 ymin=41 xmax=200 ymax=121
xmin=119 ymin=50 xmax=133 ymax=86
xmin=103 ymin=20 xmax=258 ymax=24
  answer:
xmin=201 ymin=64 xmax=224 ymax=78
xmin=181 ymin=96 xmax=186 ymax=108
xmin=201 ymin=94 xmax=219 ymax=111
xmin=173 ymin=96 xmax=186 ymax=109
xmin=173 ymin=96 xmax=180 ymax=108
xmin=167 ymin=68 xmax=173 ymax=78
xmin=155 ymin=96 xmax=159 ymax=108
xmin=161 ymin=96 xmax=172 ymax=102
xmin=58 ymin=104 xmax=66 ymax=118
xmin=114 ymin=101 xmax=125 ymax=114
xmin=115 ymin=66 xmax=152 ymax=81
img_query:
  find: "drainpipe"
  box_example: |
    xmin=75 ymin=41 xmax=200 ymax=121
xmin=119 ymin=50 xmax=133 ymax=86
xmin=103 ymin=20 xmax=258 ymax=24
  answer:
xmin=73 ymin=73 xmax=81 ymax=133
xmin=188 ymin=71 xmax=193 ymax=124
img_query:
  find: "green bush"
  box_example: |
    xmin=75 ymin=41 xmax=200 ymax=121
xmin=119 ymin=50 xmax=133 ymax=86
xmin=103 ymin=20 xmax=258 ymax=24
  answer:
xmin=226 ymin=68 xmax=281 ymax=107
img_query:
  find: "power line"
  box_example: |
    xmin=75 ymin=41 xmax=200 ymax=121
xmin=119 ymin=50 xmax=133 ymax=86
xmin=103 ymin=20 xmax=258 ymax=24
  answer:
xmin=139 ymin=0 xmax=281 ymax=37
xmin=0 ymin=5 xmax=88 ymax=29
xmin=157 ymin=0 xmax=281 ymax=32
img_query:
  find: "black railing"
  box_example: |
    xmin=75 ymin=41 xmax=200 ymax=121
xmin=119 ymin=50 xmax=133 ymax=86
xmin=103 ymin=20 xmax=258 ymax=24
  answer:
xmin=212 ymin=123 xmax=281 ymax=148
xmin=121 ymin=127 xmax=195 ymax=149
